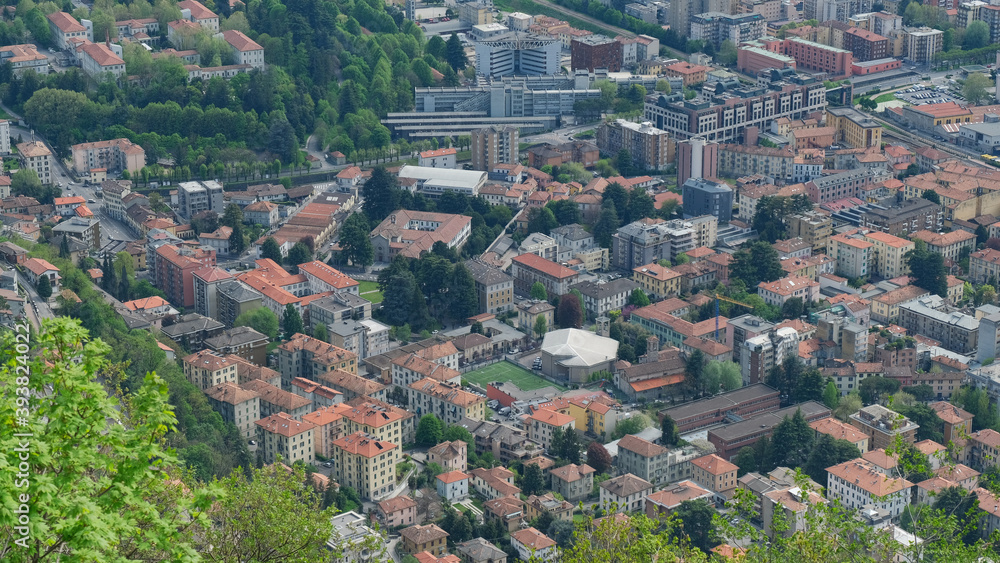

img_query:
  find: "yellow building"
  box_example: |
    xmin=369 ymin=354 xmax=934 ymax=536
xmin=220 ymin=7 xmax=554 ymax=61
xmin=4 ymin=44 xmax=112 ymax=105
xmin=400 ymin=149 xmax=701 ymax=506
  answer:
xmin=870 ymin=285 xmax=930 ymax=324
xmin=690 ymin=454 xmax=739 ymax=494
xmin=826 ymin=107 xmax=883 ymax=149
xmin=633 ymin=262 xmax=682 ymax=299
xmin=182 ymin=349 xmax=238 ymax=391
xmin=337 ymin=401 xmax=405 ymax=445
xmin=862 ymin=231 xmax=914 ymax=279
xmin=255 ymin=412 xmax=316 ymax=466
xmin=787 ymin=210 xmax=833 ymax=253
xmin=330 ymin=431 xmax=400 ymax=500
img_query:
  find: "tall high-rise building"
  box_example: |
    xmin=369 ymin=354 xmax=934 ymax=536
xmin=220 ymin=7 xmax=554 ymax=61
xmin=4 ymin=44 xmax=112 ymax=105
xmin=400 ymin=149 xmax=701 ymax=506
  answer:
xmin=682 ymin=177 xmax=733 ymax=223
xmin=669 ymin=0 xmax=738 ymax=37
xmin=470 ymin=125 xmax=519 ymax=170
xmin=474 ymin=32 xmax=561 ymax=78
xmin=676 ymin=137 xmax=719 ymax=187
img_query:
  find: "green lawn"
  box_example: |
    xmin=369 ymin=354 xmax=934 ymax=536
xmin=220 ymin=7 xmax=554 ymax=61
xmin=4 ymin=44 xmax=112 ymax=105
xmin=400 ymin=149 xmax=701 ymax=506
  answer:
xmin=874 ymin=92 xmax=897 ymax=103
xmin=360 ymin=291 xmax=384 ymax=304
xmin=464 ymin=361 xmax=566 ymax=391
xmin=358 ymin=280 xmax=379 ymax=293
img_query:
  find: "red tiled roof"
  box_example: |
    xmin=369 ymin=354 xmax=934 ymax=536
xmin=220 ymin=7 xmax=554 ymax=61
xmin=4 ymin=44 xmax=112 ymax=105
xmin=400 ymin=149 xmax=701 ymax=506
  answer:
xmin=512 ymin=253 xmax=578 ymax=279
xmin=221 ymin=29 xmax=262 ymax=51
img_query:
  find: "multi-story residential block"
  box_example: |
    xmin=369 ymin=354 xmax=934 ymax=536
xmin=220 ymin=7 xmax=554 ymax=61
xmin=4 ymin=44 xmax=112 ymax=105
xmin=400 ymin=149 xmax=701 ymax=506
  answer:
xmin=757 ymin=275 xmax=820 ymax=307
xmin=516 ymin=299 xmax=555 ymax=335
xmin=278 ymin=333 xmax=358 ymax=388
xmin=331 ymin=431 xmax=399 ymax=500
xmin=690 ymin=12 xmax=766 ymax=46
xmin=17 ymin=141 xmax=53 ymax=185
xmin=787 ymin=210 xmax=833 ymax=252
xmin=100 ymin=179 xmax=132 ymax=221
xmin=409 ymin=378 xmax=487 ymax=424
xmin=741 ymin=327 xmax=800 ymax=385
xmin=391 ymin=353 xmax=461 ymax=390
xmin=717 ymin=144 xmax=794 ymax=181
xmin=370 ymin=209 xmax=472 ymax=262
xmin=297 ymin=261 xmax=359 ymax=294
xmin=160 ymin=313 xmax=224 ymax=351
xmin=177 ymin=180 xmax=224 ymax=219
xmin=46 ymin=12 xmax=91 ymax=50
xmin=871 ymin=286 xmax=927 ymax=324
xmin=898 ymin=294 xmax=978 ymax=354
xmin=177 ymin=0 xmax=219 ymax=30
xmin=464 ymin=259 xmax=514 ymax=315
xmin=613 ymin=218 xmax=696 ymax=271
xmin=860 ymin=198 xmax=944 ymax=236
xmin=511 ymin=253 xmax=580 ymax=297
xmin=912 ymin=230 xmax=975 ymax=264
xmin=0 ymin=44 xmax=48 ymax=76
xmin=849 ymin=404 xmax=919 ymax=451
xmin=828 ymin=231 xmax=872 ymax=279
xmin=571 ymin=34 xmax=622 ymax=71
xmin=971 ymin=248 xmax=1000 ymax=284
xmin=79 ymin=42 xmax=126 ymax=80
xmin=374 ymin=495 xmax=418 ymax=529
xmin=182 ymin=349 xmax=238 ymax=391
xmin=510 ymin=528 xmax=557 ymax=562
xmin=644 ymin=77 xmax=826 ymax=142
xmin=204 ymin=382 xmax=260 ymax=438
xmin=810 ymin=417 xmax=869 ymax=452
xmin=471 ymin=126 xmax=519 ymax=171
xmin=617 ymin=434 xmax=670 ymax=485
xmin=861 ymin=231 xmax=913 ymax=279
xmin=52 ymin=217 xmax=101 ymax=250
xmin=632 ymin=262 xmax=682 ymax=299
xmin=470 ymin=466 xmax=522 ymax=500
xmin=676 ymin=137 xmax=719 ymax=187
xmin=600 ymin=473 xmax=653 ymax=514
xmin=682 ymin=178 xmax=733 ymax=223
xmin=190 ymin=265 xmax=232 ymax=320
xmin=204 ymin=326 xmax=268 ymax=366
xmin=826 ymin=107 xmax=882 ymax=149
xmin=570 ymin=278 xmax=640 ymax=319
xmin=221 ymin=30 xmax=264 ymax=69
xmin=243 ymin=201 xmax=279 ymax=227
xmin=216 ymin=279 xmax=263 ymax=328
xmin=527 ymin=408 xmax=575 ymax=452
xmin=428 ymin=440 xmax=468 ymax=472
xmin=645 ymin=480 xmax=714 ymax=518
xmin=806 ymin=167 xmax=891 ymax=205
xmin=301 ymin=406 xmax=344 ymax=459
xmin=968 ymin=429 xmax=1000 ymax=471
xmin=826 ymin=459 xmax=912 ymax=517
xmin=256 ymin=412 xmax=315 ymax=465
xmin=241 ymin=379 xmax=313 ymax=419
xmin=549 ymin=463 xmax=595 ymax=502
xmin=841 ymin=27 xmax=888 ymax=61
xmin=154 ymin=244 xmax=217 ymax=308
xmin=596 ymin=120 xmax=673 ymax=171
xmin=71 ymin=138 xmax=144 ymax=176
xmin=903 ymin=26 xmax=943 ymax=64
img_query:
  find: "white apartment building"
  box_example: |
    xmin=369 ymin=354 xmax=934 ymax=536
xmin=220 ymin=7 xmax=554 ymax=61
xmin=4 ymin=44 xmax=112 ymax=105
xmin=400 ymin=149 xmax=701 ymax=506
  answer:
xmin=17 ymin=141 xmax=53 ymax=185
xmin=221 ymin=30 xmax=264 ymax=69
xmin=826 ymin=459 xmax=912 ymax=518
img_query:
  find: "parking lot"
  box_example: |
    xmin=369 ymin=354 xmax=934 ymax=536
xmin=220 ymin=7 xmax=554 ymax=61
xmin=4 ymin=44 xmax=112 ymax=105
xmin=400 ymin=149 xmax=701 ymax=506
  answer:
xmin=894 ymin=83 xmax=965 ymax=106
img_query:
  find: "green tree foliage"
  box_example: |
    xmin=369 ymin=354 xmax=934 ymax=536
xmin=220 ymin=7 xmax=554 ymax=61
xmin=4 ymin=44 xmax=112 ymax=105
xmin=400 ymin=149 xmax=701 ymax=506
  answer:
xmin=36 ymin=274 xmax=52 ymax=299
xmin=282 ymin=304 xmax=304 ymax=340
xmin=546 ymin=199 xmax=582 ymax=226
xmin=530 ymin=281 xmax=548 ymax=301
xmin=921 ymin=189 xmax=941 ymax=204
xmin=445 ymin=33 xmax=467 ymax=70
xmin=521 ymin=463 xmax=546 ymax=496
xmin=803 ymin=434 xmax=862 ymax=487
xmin=338 ymin=213 xmax=374 ymax=268
xmin=313 ymin=322 xmax=328 ymax=342
xmin=672 ymin=499 xmax=719 ymax=553
xmin=534 ymin=315 xmax=548 ymax=339
xmin=859 ymin=375 xmax=901 ymax=405
xmin=834 ymin=392 xmax=863 ymax=421
xmin=781 ymin=297 xmax=804 ymax=320
xmin=0 ymin=318 xmax=214 ymax=561
xmin=703 ymin=360 xmax=742 ymax=394
xmin=260 ymin=237 xmax=283 ymax=263
xmin=235 ymin=308 xmax=279 ymax=340
xmin=793 ymin=368 xmax=826 ymax=403
xmin=686 ymin=349 xmax=706 ymax=396
xmin=734 ymin=446 xmax=757 ymax=477
xmin=908 ymin=239 xmax=948 ymax=297
xmin=716 ymin=40 xmax=738 ymax=66
xmin=768 ymin=409 xmax=815 ymax=469
xmin=611 ymin=413 xmax=651 ymax=440
xmin=199 ymin=463 xmax=340 ymax=562
xmin=893 ymin=403 xmax=944 ymax=443
xmin=951 ymin=386 xmax=999 ymax=430
xmin=593 ymin=203 xmax=620 ymax=248
xmin=229 ymin=222 xmax=247 ymax=255
xmin=963 ymin=73 xmax=992 ymax=105
xmin=629 ymin=288 xmax=650 ymax=307
xmin=661 ymin=413 xmax=681 ymax=447
xmin=448 ymin=264 xmax=478 ymax=321
xmin=965 ymin=20 xmax=989 ymax=49
xmin=731 ymin=241 xmax=785 ymax=287
xmin=557 ymin=293 xmax=583 ymax=328
xmin=11 ymin=168 xmax=58 ymax=204
xmin=362 ymin=167 xmax=400 ymax=223
xmin=285 ymin=242 xmax=312 ymax=271
xmin=526 ymin=206 xmax=559 ymax=235
xmin=416 ymin=414 xmax=444 ymax=446
xmin=587 ymin=441 xmax=613 ymax=474
xmin=823 ymin=381 xmax=841 ymax=409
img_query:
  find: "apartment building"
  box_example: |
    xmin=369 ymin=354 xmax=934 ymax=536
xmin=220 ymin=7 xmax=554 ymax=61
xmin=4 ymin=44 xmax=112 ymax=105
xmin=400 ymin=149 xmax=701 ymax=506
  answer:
xmin=969 ymin=429 xmax=1000 ymax=471
xmin=216 ymin=279 xmax=263 ymax=328
xmin=757 ymin=275 xmax=820 ymax=307
xmin=464 ymin=259 xmax=514 ymax=315
xmin=330 ymin=431 xmax=399 ymax=500
xmin=471 ymin=125 xmax=519 ymax=171
xmin=810 ymin=417 xmax=869 ymax=452
xmin=861 ymin=231 xmax=913 ymax=279
xmin=71 ymin=138 xmax=145 ymax=176
xmin=204 ymin=326 xmax=268 ymax=366
xmin=182 ymin=350 xmax=238 ymax=391
xmin=717 ymin=144 xmax=794 ymax=181
xmin=570 ymin=278 xmax=640 ymax=319
xmin=897 ymin=294 xmax=978 ymax=354
xmin=690 ymin=454 xmax=739 ymax=495
xmin=278 ymin=333 xmax=358 ymax=388
xmin=409 ymin=378 xmax=487 ymax=425
xmin=550 ymin=463 xmax=596 ymax=502
xmin=645 ymin=480 xmax=714 ymax=518
xmin=222 ymin=30 xmax=264 ymax=69
xmin=241 ymin=379 xmax=313 ymax=420
xmin=46 ymin=12 xmax=91 ymax=50
xmin=643 ymin=77 xmax=827 ymax=142
xmin=600 ymin=473 xmax=653 ymax=514
xmin=617 ymin=434 xmax=670 ymax=485
xmin=510 ymin=253 xmax=580 ymax=297
xmin=632 ymin=262 xmax=682 ymax=299
xmin=971 ymin=248 xmax=1000 ymax=284
xmin=849 ymin=404 xmax=919 ymax=451
xmin=52 ymin=217 xmax=101 ymax=250
xmin=204 ymin=382 xmax=260 ymax=438
xmin=690 ymin=12 xmax=766 ymax=46
xmin=297 ymin=261 xmax=359 ymax=294
xmin=527 ymin=408 xmax=575 ymax=452
xmin=301 ymin=406 xmax=345 ymax=459
xmin=826 ymin=107 xmax=883 ymax=149
xmin=903 ymin=26 xmax=943 ymax=64
xmin=787 ymin=210 xmax=833 ymax=252
xmin=571 ymin=34 xmax=622 ymax=71
xmin=596 ymin=119 xmax=673 ymax=171
xmin=256 ymin=412 xmax=316 ymax=466
xmin=841 ymin=27 xmax=888 ymax=61
xmin=828 ymin=231 xmax=872 ymax=279
xmin=613 ymin=218 xmax=696 ymax=271
xmin=826 ymin=459 xmax=912 ymax=517
xmin=911 ymin=229 xmax=975 ymax=264
xmin=17 ymin=141 xmax=53 ymax=185
xmin=741 ymin=327 xmax=800 ymax=385
xmin=154 ymin=244 xmax=217 ymax=308
xmin=806 ymin=167 xmax=892 ymax=205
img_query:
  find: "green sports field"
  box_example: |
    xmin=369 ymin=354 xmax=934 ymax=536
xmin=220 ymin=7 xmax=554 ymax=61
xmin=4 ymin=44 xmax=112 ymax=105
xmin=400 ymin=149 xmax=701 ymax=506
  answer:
xmin=464 ymin=361 xmax=566 ymax=391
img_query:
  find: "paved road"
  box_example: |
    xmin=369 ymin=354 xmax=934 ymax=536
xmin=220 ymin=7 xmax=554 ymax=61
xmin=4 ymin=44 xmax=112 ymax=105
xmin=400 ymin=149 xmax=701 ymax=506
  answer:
xmin=522 ymin=121 xmax=602 ymax=147
xmin=18 ymin=272 xmax=55 ymax=330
